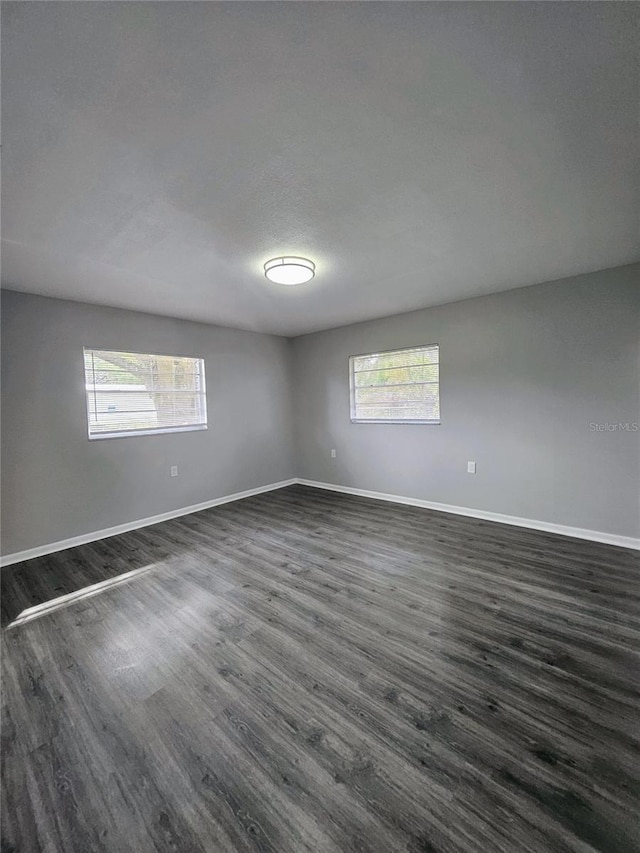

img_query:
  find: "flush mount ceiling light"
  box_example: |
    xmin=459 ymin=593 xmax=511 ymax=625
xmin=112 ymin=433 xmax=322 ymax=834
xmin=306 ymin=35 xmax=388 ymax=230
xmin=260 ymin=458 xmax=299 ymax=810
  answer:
xmin=264 ymin=256 xmax=315 ymax=286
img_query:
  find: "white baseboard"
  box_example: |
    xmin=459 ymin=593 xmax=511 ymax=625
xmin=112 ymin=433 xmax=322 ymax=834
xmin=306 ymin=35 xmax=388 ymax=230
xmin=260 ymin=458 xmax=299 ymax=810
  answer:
xmin=296 ymin=478 xmax=640 ymax=551
xmin=0 ymin=479 xmax=297 ymax=568
xmin=3 ymin=475 xmax=637 ymax=566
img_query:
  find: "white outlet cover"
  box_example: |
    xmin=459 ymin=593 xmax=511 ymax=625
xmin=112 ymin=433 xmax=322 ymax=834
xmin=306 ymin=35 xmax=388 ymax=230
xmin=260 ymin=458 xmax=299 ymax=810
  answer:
xmin=467 ymin=461 xmax=476 ymax=474
xmin=170 ymin=466 xmax=178 ymax=477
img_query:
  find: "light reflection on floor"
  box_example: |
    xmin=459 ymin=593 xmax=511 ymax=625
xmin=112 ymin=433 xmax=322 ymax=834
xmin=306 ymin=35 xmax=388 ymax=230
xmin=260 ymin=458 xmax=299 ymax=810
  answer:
xmin=6 ymin=562 xmax=161 ymax=629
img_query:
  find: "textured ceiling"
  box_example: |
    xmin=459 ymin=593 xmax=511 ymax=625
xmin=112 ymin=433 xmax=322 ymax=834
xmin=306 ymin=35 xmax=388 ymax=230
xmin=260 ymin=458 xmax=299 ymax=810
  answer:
xmin=2 ymin=2 xmax=638 ymax=336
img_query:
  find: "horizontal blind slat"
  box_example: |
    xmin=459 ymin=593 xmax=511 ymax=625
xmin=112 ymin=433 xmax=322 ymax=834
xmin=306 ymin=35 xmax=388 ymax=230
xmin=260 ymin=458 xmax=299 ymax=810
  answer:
xmin=352 ymin=346 xmax=438 ymax=373
xmin=351 ymin=360 xmax=439 ymax=374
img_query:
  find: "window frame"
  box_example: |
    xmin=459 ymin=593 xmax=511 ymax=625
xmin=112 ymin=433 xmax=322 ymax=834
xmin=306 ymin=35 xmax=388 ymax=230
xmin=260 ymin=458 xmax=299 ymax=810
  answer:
xmin=83 ymin=347 xmax=208 ymax=440
xmin=349 ymin=343 xmax=440 ymax=425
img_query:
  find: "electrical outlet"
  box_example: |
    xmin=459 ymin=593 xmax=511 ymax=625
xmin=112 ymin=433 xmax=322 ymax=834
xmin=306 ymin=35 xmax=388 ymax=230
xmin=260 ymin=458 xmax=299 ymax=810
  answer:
xmin=330 ymin=448 xmax=337 ymax=458
xmin=170 ymin=466 xmax=178 ymax=477
xmin=467 ymin=461 xmax=476 ymax=474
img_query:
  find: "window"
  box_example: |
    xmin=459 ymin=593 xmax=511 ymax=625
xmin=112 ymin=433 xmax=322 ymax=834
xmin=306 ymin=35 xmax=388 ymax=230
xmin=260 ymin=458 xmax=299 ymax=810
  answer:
xmin=349 ymin=344 xmax=440 ymax=424
xmin=84 ymin=349 xmax=207 ymax=439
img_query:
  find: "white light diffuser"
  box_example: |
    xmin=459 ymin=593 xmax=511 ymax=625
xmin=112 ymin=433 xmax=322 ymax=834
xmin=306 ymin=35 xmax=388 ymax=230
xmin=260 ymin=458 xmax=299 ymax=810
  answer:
xmin=264 ymin=256 xmax=315 ymax=285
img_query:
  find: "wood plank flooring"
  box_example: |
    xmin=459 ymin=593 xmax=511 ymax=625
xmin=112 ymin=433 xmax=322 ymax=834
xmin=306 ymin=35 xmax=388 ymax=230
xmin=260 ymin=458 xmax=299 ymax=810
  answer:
xmin=2 ymin=484 xmax=639 ymax=853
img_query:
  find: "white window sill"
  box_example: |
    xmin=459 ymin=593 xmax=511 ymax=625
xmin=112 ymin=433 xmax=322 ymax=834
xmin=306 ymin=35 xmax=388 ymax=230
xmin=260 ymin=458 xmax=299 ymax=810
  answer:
xmin=350 ymin=419 xmax=441 ymax=425
xmin=88 ymin=424 xmax=208 ymax=440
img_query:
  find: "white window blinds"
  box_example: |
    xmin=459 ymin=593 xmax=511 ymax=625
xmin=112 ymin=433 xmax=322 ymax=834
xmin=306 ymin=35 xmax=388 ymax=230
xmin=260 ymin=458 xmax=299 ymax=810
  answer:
xmin=84 ymin=349 xmax=207 ymax=439
xmin=349 ymin=344 xmax=440 ymax=423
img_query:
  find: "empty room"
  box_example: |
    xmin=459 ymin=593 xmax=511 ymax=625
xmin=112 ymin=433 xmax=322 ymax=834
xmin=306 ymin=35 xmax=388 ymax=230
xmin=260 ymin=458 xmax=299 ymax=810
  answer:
xmin=1 ymin=2 xmax=639 ymax=852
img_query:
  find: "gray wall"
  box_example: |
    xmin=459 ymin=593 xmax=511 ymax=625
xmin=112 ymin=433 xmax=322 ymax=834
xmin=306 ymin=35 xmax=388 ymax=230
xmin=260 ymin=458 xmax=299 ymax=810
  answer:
xmin=1 ymin=291 xmax=295 ymax=555
xmin=291 ymin=264 xmax=640 ymax=538
xmin=2 ymin=265 xmax=638 ymax=556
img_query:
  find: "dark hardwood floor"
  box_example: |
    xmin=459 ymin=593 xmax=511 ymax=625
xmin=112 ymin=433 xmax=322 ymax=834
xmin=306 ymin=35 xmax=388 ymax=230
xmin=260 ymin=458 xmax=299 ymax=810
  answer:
xmin=2 ymin=484 xmax=639 ymax=853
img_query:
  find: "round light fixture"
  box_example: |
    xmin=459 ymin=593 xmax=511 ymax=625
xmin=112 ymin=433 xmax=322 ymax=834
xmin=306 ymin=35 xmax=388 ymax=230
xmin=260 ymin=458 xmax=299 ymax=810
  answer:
xmin=264 ymin=256 xmax=315 ymax=286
